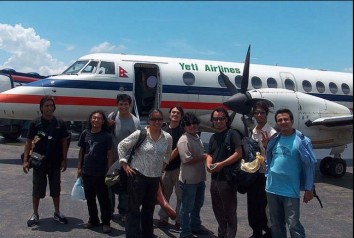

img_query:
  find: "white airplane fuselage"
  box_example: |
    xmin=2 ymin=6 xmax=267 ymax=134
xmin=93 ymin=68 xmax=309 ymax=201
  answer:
xmin=0 ymin=53 xmax=352 ymax=151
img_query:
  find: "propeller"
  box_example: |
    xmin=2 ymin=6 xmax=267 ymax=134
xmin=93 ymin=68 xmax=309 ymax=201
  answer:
xmin=221 ymin=45 xmax=253 ymax=115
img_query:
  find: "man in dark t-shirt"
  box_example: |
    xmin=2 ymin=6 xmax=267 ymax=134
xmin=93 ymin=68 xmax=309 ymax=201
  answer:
xmin=23 ymin=95 xmax=69 ymax=227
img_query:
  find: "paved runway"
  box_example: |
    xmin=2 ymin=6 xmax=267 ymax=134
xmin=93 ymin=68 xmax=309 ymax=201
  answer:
xmin=0 ymin=136 xmax=352 ymax=238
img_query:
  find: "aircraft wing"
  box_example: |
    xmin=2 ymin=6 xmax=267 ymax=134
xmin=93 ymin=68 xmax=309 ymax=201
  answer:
xmin=305 ymin=115 xmax=353 ymax=129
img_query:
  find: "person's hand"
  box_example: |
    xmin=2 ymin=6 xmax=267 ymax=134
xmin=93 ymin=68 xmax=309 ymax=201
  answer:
xmin=77 ymin=168 xmax=82 ymax=178
xmin=61 ymin=160 xmax=67 ymax=172
xmin=303 ymin=190 xmax=314 ymax=203
xmin=122 ymin=163 xmax=136 ymax=176
xmin=23 ymin=161 xmax=30 ymax=174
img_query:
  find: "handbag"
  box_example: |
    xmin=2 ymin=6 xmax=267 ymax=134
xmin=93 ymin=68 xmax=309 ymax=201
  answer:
xmin=29 ymin=152 xmax=45 ymax=169
xmin=105 ymin=129 xmax=147 ymax=192
xmin=71 ymin=177 xmax=86 ymax=201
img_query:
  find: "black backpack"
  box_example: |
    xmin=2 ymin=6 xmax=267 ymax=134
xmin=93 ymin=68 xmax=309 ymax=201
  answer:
xmin=222 ymin=129 xmax=260 ymax=194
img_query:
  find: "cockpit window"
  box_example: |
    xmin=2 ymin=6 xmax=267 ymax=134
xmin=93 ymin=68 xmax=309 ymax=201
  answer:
xmin=62 ymin=60 xmax=89 ymax=74
xmin=97 ymin=61 xmax=115 ymax=75
xmin=82 ymin=61 xmax=98 ymax=73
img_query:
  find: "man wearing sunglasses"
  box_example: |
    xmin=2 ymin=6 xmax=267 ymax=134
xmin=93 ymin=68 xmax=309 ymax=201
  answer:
xmin=206 ymin=107 xmax=243 ymax=238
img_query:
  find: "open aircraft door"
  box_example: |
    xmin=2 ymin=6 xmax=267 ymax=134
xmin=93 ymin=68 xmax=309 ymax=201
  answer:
xmin=133 ymin=64 xmax=160 ymax=120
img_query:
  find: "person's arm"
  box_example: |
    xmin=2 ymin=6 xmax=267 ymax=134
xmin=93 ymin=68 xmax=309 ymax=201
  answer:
xmin=107 ymin=148 xmax=113 ymax=170
xmin=77 ymin=147 xmax=84 ymax=177
xmin=22 ymin=138 xmax=33 ymax=174
xmin=211 ymin=146 xmax=242 ymax=173
xmin=60 ymin=137 xmax=68 ymax=172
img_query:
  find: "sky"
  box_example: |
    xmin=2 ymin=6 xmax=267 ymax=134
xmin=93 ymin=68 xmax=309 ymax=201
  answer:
xmin=0 ymin=1 xmax=352 ymax=75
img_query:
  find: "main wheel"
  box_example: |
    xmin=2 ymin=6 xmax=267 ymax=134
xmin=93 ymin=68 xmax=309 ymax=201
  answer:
xmin=319 ymin=156 xmax=332 ymax=176
xmin=329 ymin=158 xmax=347 ymax=178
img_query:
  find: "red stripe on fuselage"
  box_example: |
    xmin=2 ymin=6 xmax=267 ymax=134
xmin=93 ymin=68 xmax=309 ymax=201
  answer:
xmin=0 ymin=94 xmax=116 ymax=106
xmin=0 ymin=94 xmax=225 ymax=110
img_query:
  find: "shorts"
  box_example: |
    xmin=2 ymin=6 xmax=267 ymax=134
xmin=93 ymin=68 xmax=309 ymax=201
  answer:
xmin=32 ymin=166 xmax=61 ymax=198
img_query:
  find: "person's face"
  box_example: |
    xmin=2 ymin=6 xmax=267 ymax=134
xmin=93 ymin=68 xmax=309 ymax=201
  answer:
xmin=184 ymin=120 xmax=199 ymax=135
xmin=91 ymin=113 xmax=104 ymax=129
xmin=41 ymin=100 xmax=55 ymax=117
xmin=117 ymin=100 xmax=131 ymax=114
xmin=276 ymin=113 xmax=293 ymax=135
xmin=148 ymin=112 xmax=164 ymax=129
xmin=169 ymin=107 xmax=182 ymax=123
xmin=253 ymin=106 xmax=267 ymax=124
xmin=212 ymin=111 xmax=228 ymax=131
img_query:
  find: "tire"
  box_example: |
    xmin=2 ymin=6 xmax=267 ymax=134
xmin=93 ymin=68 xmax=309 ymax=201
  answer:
xmin=319 ymin=156 xmax=332 ymax=176
xmin=329 ymin=158 xmax=347 ymax=178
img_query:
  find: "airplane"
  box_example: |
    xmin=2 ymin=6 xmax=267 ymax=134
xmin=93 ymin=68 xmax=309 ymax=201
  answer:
xmin=0 ymin=46 xmax=352 ymax=177
xmin=0 ymin=69 xmax=46 ymax=139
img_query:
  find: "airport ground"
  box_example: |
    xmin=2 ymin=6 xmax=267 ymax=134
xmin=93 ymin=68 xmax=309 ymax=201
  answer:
xmin=0 ymin=135 xmax=352 ymax=238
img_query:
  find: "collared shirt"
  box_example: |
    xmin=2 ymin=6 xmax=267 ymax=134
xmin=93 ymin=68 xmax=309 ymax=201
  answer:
xmin=118 ymin=129 xmax=172 ymax=177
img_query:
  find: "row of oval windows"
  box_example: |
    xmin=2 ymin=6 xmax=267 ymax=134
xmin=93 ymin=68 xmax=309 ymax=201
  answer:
xmin=182 ymin=72 xmax=351 ymax=95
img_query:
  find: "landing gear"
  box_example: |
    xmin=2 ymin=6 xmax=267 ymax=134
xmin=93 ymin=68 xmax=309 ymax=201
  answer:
xmin=319 ymin=156 xmax=347 ymax=178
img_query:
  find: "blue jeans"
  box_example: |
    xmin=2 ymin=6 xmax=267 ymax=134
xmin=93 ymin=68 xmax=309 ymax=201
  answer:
xmin=266 ymin=192 xmax=305 ymax=238
xmin=179 ymin=181 xmax=206 ymax=238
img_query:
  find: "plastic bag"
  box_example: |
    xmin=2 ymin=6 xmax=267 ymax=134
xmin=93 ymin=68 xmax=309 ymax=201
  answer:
xmin=71 ymin=177 xmax=85 ymax=201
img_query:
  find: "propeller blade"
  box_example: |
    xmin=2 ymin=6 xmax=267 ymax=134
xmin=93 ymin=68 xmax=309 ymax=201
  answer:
xmin=240 ymin=45 xmax=251 ymax=94
xmin=220 ymin=70 xmax=238 ymax=95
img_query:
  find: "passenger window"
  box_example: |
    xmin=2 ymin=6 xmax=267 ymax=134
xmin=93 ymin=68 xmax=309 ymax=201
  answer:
xmin=267 ymin=77 xmax=278 ymax=88
xmin=341 ymin=83 xmax=350 ymax=94
xmin=251 ymin=76 xmax=262 ymax=89
xmin=302 ymin=80 xmax=312 ymax=92
xmin=316 ymin=81 xmax=326 ymax=93
xmin=183 ymin=72 xmax=195 ymax=86
xmin=284 ymin=78 xmax=295 ymax=91
xmin=329 ymin=82 xmax=338 ymax=94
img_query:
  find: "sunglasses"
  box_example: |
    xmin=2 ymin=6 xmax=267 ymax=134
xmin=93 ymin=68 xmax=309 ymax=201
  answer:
xmin=184 ymin=121 xmax=199 ymax=126
xmin=150 ymin=118 xmax=163 ymax=122
xmin=212 ymin=116 xmax=226 ymax=122
xmin=254 ymin=111 xmax=266 ymax=116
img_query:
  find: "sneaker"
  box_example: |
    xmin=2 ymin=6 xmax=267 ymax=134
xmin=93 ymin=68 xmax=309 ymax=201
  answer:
xmin=102 ymin=225 xmax=112 ymax=233
xmin=54 ymin=212 xmax=68 ymax=224
xmin=27 ymin=213 xmax=39 ymax=227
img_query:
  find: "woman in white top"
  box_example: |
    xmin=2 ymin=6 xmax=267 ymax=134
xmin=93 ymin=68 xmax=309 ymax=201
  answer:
xmin=118 ymin=108 xmax=172 ymax=238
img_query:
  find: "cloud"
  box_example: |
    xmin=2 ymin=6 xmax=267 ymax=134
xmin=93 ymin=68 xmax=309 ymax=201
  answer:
xmin=89 ymin=42 xmax=126 ymax=53
xmin=0 ymin=23 xmax=66 ymax=75
xmin=344 ymin=66 xmax=353 ymax=73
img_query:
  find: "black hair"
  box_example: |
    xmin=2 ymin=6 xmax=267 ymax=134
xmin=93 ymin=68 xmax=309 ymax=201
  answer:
xmin=275 ymin=108 xmax=294 ymax=122
xmin=116 ymin=94 xmax=132 ymax=104
xmin=148 ymin=108 xmax=164 ymax=121
xmin=169 ymin=105 xmax=185 ymax=118
xmin=181 ymin=112 xmax=200 ymax=127
xmin=210 ymin=107 xmax=231 ymax=128
xmin=39 ymin=95 xmax=56 ymax=113
xmin=87 ymin=110 xmax=110 ymax=131
xmin=252 ymin=100 xmax=270 ymax=116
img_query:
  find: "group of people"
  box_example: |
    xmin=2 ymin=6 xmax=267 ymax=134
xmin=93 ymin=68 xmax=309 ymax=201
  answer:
xmin=22 ymin=94 xmax=317 ymax=238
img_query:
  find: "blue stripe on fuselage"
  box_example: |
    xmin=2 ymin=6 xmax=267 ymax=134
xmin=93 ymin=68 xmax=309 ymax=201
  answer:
xmin=25 ymin=78 xmax=353 ymax=103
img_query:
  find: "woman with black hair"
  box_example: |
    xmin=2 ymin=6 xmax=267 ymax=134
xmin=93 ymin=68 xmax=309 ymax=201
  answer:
xmin=77 ymin=110 xmax=113 ymax=233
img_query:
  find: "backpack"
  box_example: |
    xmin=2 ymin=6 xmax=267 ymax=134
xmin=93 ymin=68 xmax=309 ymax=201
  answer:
xmin=222 ymin=129 xmax=260 ymax=194
xmin=107 ymin=128 xmax=147 ymax=193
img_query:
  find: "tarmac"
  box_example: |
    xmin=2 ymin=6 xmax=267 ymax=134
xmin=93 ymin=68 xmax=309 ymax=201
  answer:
xmin=0 ymin=136 xmax=352 ymax=238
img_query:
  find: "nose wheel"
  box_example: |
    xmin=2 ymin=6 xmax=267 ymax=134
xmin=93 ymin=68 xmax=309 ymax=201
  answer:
xmin=319 ymin=156 xmax=347 ymax=178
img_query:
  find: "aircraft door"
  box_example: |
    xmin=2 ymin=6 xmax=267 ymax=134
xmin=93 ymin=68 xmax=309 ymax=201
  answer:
xmin=133 ymin=64 xmax=160 ymax=118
